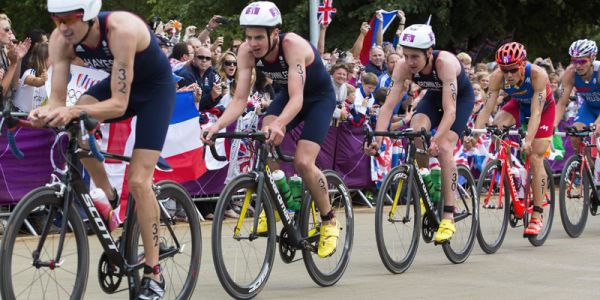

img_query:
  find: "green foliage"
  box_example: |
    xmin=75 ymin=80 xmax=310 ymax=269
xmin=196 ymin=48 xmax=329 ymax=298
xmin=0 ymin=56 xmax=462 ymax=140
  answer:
xmin=2 ymin=0 xmax=600 ymax=64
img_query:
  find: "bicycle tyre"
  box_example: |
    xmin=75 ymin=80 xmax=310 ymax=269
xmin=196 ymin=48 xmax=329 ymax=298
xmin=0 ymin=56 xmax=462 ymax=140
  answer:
xmin=125 ymin=180 xmax=202 ymax=300
xmin=441 ymin=164 xmax=479 ymax=263
xmin=524 ymin=160 xmax=556 ymax=246
xmin=558 ymin=155 xmax=589 ymax=238
xmin=374 ymin=165 xmax=420 ymax=274
xmin=0 ymin=186 xmax=89 ymax=300
xmin=476 ymin=159 xmax=510 ymax=254
xmin=301 ymin=170 xmax=354 ymax=286
xmin=212 ymin=174 xmax=276 ymax=299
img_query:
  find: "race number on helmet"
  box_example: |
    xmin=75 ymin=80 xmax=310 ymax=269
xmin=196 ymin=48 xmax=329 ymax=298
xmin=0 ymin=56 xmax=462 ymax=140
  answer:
xmin=47 ymin=0 xmax=101 ymax=21
xmin=240 ymin=1 xmax=282 ymax=28
xmin=398 ymin=24 xmax=436 ymax=49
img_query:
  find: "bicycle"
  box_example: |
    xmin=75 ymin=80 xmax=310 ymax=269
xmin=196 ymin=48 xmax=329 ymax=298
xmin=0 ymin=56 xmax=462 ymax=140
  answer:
xmin=206 ymin=131 xmax=353 ymax=299
xmin=0 ymin=111 xmax=202 ymax=299
xmin=365 ymin=128 xmax=478 ymax=274
xmin=470 ymin=125 xmax=555 ymax=254
xmin=556 ymin=125 xmax=600 ymax=237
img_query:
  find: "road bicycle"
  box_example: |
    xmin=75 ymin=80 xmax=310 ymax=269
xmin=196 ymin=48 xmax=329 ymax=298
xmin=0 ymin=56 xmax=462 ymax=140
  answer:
xmin=365 ymin=128 xmax=478 ymax=274
xmin=206 ymin=131 xmax=353 ymax=299
xmin=0 ymin=111 xmax=201 ymax=299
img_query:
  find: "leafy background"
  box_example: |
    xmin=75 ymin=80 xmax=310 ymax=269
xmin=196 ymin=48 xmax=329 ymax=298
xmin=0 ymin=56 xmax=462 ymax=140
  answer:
xmin=3 ymin=0 xmax=600 ymax=64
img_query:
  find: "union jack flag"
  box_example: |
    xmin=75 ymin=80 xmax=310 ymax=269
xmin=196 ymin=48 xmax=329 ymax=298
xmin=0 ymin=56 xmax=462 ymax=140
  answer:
xmin=317 ymin=0 xmax=337 ymax=26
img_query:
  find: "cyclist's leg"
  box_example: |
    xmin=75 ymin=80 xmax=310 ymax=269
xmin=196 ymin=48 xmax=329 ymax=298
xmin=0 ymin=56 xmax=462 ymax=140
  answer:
xmin=131 ymin=82 xmax=175 ymax=283
xmin=571 ymin=103 xmax=595 ymax=157
xmin=492 ymin=99 xmax=518 ymax=152
xmin=262 ymin=91 xmax=302 ymax=170
xmin=529 ymin=101 xmax=554 ymax=224
xmin=76 ymin=78 xmax=125 ymax=201
xmin=411 ymin=94 xmax=436 ymax=168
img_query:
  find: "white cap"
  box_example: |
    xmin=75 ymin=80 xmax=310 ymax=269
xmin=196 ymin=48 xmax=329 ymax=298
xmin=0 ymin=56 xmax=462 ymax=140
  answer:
xmin=399 ymin=24 xmax=435 ymax=49
xmin=240 ymin=1 xmax=282 ymax=28
xmin=47 ymin=0 xmax=101 ymax=21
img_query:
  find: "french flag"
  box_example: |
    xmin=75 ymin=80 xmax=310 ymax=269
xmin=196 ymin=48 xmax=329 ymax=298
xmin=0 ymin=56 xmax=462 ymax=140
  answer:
xmin=359 ymin=10 xmax=398 ymax=66
xmin=98 ymin=91 xmax=226 ymax=219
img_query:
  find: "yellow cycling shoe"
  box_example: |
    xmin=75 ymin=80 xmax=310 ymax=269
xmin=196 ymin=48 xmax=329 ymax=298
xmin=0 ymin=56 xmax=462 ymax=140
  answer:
xmin=256 ymin=210 xmax=280 ymax=234
xmin=433 ymin=219 xmax=455 ymax=244
xmin=420 ymin=198 xmax=426 ymax=217
xmin=317 ymin=220 xmax=340 ymax=258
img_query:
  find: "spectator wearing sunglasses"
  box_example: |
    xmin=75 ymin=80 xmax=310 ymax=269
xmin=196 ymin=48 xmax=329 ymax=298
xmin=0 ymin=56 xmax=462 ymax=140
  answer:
xmin=217 ymin=51 xmax=237 ymax=107
xmin=176 ymin=46 xmax=224 ymax=110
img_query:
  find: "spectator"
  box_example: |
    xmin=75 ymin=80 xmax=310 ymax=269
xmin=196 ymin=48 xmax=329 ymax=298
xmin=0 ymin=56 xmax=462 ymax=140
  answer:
xmin=378 ymin=52 xmax=401 ymax=89
xmin=198 ymin=15 xmax=226 ymax=46
xmin=169 ymin=42 xmax=194 ymax=70
xmin=353 ymin=72 xmax=378 ymax=117
xmin=212 ymin=41 xmax=223 ymax=64
xmin=216 ymin=51 xmax=237 ymax=107
xmin=456 ymin=52 xmax=474 ymax=80
xmin=475 ymin=62 xmax=488 ymax=73
xmin=20 ymin=28 xmax=47 ymax=77
xmin=476 ymin=71 xmax=490 ymax=92
xmin=0 ymin=13 xmax=31 ymax=102
xmin=176 ymin=46 xmax=225 ymax=110
xmin=365 ymin=45 xmax=386 ymax=76
xmin=186 ymin=37 xmax=203 ymax=53
xmin=330 ymin=63 xmax=349 ymax=104
xmin=549 ymin=72 xmax=560 ymax=100
xmin=156 ymin=35 xmax=173 ymax=56
xmin=13 ymin=43 xmax=49 ymax=112
xmin=229 ymin=38 xmax=242 ymax=55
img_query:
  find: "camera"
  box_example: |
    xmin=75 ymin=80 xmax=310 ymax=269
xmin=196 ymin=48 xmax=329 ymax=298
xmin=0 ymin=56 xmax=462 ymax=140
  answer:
xmin=335 ymin=49 xmax=346 ymax=59
xmin=215 ymin=16 xmax=229 ymax=25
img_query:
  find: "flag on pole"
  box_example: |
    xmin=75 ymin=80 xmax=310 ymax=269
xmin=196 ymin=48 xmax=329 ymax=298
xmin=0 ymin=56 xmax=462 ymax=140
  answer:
xmin=359 ymin=10 xmax=398 ymax=66
xmin=317 ymin=0 xmax=337 ymax=26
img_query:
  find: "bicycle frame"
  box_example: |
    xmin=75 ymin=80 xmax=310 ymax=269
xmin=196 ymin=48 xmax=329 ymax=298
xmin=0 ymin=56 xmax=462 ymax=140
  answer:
xmin=570 ymin=134 xmax=599 ymax=199
xmin=231 ymin=138 xmax=320 ymax=250
xmin=483 ymin=137 xmax=522 ymax=214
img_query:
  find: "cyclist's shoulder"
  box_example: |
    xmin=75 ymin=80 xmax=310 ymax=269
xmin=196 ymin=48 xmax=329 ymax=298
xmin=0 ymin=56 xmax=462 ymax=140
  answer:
xmin=281 ymin=32 xmax=311 ymax=50
xmin=104 ymin=11 xmax=148 ymax=36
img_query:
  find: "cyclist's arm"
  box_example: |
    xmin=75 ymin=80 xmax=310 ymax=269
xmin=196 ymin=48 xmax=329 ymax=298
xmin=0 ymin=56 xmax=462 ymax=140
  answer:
xmin=433 ymin=53 xmax=460 ymax=141
xmin=375 ymin=58 xmax=409 ymax=132
xmin=69 ymin=18 xmax=139 ymax=121
xmin=45 ymin=29 xmax=74 ymax=109
xmin=553 ymin=66 xmax=575 ymax=128
xmin=526 ymin=65 xmax=550 ymax=143
xmin=276 ymin=34 xmax=308 ymax=127
xmin=213 ymin=42 xmax=253 ymax=130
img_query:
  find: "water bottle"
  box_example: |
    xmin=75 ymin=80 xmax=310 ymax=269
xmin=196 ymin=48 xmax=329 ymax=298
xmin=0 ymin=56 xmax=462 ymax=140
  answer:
xmin=419 ymin=168 xmax=433 ymax=197
xmin=594 ymin=155 xmax=600 ymax=187
xmin=90 ymin=188 xmax=120 ymax=232
xmin=288 ymin=174 xmax=303 ymax=211
xmin=510 ymin=167 xmax=525 ymax=199
xmin=272 ymin=170 xmax=292 ymax=208
xmin=430 ymin=166 xmax=442 ymax=203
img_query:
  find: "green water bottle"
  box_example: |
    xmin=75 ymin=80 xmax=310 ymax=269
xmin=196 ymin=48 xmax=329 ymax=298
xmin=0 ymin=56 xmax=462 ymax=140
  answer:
xmin=272 ymin=170 xmax=292 ymax=207
xmin=420 ymin=168 xmax=432 ymax=195
xmin=288 ymin=174 xmax=303 ymax=211
xmin=430 ymin=166 xmax=442 ymax=203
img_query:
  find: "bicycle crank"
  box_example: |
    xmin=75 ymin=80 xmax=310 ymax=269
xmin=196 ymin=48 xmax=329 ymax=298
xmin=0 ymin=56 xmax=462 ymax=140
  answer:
xmin=422 ymin=216 xmax=435 ymax=243
xmin=278 ymin=228 xmax=300 ymax=263
xmin=98 ymin=252 xmax=124 ymax=294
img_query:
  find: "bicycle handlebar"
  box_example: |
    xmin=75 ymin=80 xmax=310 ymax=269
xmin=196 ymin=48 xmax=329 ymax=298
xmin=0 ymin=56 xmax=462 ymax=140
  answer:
xmin=203 ymin=131 xmax=294 ymax=163
xmin=464 ymin=125 xmax=524 ymax=139
xmin=363 ymin=127 xmax=432 ymax=149
xmin=555 ymin=125 xmax=595 ymax=137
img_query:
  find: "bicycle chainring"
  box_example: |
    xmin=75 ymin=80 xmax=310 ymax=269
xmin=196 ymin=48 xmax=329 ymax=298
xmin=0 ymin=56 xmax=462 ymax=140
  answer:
xmin=98 ymin=252 xmax=124 ymax=294
xmin=509 ymin=203 xmax=519 ymax=228
xmin=422 ymin=216 xmax=435 ymax=243
xmin=278 ymin=228 xmax=297 ymax=263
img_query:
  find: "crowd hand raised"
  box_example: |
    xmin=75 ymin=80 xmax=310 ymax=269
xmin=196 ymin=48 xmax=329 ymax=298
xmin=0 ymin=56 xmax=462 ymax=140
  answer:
xmin=360 ymin=22 xmax=370 ymax=34
xmin=363 ymin=136 xmax=381 ymax=156
xmin=375 ymin=10 xmax=383 ymax=21
xmin=208 ymin=15 xmax=224 ymax=30
xmin=211 ymin=82 xmax=223 ymax=98
xmin=397 ymin=10 xmax=406 ymax=23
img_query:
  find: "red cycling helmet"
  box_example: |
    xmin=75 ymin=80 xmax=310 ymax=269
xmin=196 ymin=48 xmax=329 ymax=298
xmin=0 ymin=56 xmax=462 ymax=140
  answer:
xmin=495 ymin=42 xmax=527 ymax=67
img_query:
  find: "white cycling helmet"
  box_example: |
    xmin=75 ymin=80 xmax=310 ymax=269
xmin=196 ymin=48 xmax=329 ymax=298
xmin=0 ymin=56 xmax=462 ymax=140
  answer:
xmin=569 ymin=39 xmax=598 ymax=57
xmin=47 ymin=0 xmax=101 ymax=21
xmin=240 ymin=1 xmax=282 ymax=28
xmin=399 ymin=24 xmax=435 ymax=49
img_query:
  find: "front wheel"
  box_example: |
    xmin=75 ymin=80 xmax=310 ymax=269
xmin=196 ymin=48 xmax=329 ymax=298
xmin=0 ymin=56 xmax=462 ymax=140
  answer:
xmin=441 ymin=164 xmax=479 ymax=263
xmin=301 ymin=170 xmax=354 ymax=286
xmin=524 ymin=160 xmax=556 ymax=246
xmin=558 ymin=155 xmax=589 ymax=238
xmin=0 ymin=186 xmax=89 ymax=300
xmin=212 ymin=174 xmax=276 ymax=299
xmin=374 ymin=165 xmax=420 ymax=274
xmin=476 ymin=159 xmax=510 ymax=254
xmin=126 ymin=180 xmax=202 ymax=300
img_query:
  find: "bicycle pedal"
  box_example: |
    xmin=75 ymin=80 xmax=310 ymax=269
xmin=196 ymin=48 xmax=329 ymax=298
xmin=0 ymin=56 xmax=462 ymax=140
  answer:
xmin=433 ymin=240 xmax=450 ymax=246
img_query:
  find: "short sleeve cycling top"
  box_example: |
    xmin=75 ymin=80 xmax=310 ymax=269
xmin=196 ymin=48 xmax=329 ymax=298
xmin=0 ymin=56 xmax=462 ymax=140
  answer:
xmin=574 ymin=61 xmax=600 ymax=109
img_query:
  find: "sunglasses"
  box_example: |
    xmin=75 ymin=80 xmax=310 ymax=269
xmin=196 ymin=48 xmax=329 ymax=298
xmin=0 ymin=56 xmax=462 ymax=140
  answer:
xmin=224 ymin=60 xmax=237 ymax=67
xmin=571 ymin=58 xmax=590 ymax=65
xmin=500 ymin=67 xmax=520 ymax=74
xmin=196 ymin=55 xmax=212 ymax=61
xmin=51 ymin=12 xmax=84 ymax=26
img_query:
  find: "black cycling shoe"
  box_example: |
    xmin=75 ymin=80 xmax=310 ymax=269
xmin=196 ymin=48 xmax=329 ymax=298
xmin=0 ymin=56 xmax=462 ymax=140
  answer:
xmin=137 ymin=275 xmax=166 ymax=300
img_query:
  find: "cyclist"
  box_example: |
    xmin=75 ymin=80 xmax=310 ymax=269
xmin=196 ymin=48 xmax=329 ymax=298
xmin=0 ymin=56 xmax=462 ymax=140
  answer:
xmin=30 ymin=1 xmax=175 ymax=298
xmin=474 ymin=42 xmax=556 ymax=236
xmin=364 ymin=24 xmax=475 ymax=244
xmin=202 ymin=1 xmax=339 ymax=258
xmin=554 ymin=39 xmax=599 ymax=150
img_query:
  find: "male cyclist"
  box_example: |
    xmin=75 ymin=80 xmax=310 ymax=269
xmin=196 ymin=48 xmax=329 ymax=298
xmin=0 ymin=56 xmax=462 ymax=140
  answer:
xmin=475 ymin=42 xmax=556 ymax=236
xmin=202 ymin=1 xmax=339 ymax=258
xmin=30 ymin=1 xmax=175 ymax=298
xmin=554 ymin=39 xmax=599 ymax=148
xmin=364 ymin=24 xmax=475 ymax=244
